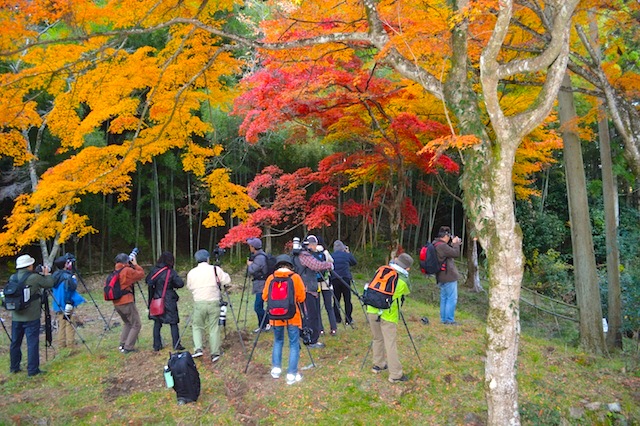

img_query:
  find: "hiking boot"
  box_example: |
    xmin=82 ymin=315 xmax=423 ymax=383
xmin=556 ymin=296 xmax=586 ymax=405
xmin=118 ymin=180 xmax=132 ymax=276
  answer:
xmin=192 ymin=348 xmax=203 ymax=358
xmin=270 ymin=367 xmax=282 ymax=379
xmin=120 ymin=348 xmax=137 ymax=354
xmin=330 ymin=329 xmax=337 ymax=336
xmin=371 ymin=365 xmax=388 ymax=374
xmin=263 ymin=324 xmax=272 ymax=332
xmin=211 ymin=354 xmax=221 ymax=363
xmin=286 ymin=373 xmax=302 ymax=385
xmin=388 ymin=374 xmax=409 ymax=383
xmin=308 ymin=342 xmax=325 ymax=349
xmin=28 ymin=369 xmax=46 ymax=377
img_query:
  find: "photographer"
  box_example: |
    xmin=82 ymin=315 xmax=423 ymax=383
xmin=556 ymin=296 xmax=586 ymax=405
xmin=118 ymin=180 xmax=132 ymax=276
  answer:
xmin=330 ymin=240 xmax=357 ymax=326
xmin=246 ymin=237 xmax=271 ymax=333
xmin=112 ymin=251 xmax=145 ymax=353
xmin=9 ymin=254 xmax=55 ymax=376
xmin=291 ymin=236 xmax=333 ymax=348
xmin=51 ymin=254 xmax=85 ymax=348
xmin=433 ymin=226 xmax=462 ymax=325
xmin=186 ymin=249 xmax=231 ymax=363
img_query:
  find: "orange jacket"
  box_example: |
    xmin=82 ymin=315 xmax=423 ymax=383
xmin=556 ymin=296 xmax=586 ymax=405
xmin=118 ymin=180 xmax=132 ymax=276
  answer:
xmin=262 ymin=268 xmax=306 ymax=327
xmin=113 ymin=263 xmax=145 ymax=306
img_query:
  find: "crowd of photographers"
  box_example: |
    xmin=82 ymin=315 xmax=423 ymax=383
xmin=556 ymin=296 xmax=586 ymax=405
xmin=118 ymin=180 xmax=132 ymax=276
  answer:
xmin=3 ymin=226 xmax=460 ymax=385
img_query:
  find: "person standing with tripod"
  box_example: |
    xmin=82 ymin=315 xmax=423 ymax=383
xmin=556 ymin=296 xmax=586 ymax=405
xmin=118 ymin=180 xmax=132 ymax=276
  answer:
xmin=112 ymin=252 xmax=145 ymax=354
xmin=8 ymin=254 xmax=55 ymax=376
xmin=330 ymin=240 xmax=357 ymax=326
xmin=51 ymin=254 xmax=85 ymax=349
xmin=246 ymin=238 xmax=271 ymax=333
xmin=367 ymin=253 xmax=413 ymax=383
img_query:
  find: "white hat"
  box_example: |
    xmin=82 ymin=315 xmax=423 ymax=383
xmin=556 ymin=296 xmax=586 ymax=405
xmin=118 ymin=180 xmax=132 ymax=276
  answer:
xmin=16 ymin=254 xmax=36 ymax=269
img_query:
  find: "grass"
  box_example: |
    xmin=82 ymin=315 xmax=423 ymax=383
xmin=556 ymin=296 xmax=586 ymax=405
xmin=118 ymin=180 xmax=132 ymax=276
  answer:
xmin=1 ymin=267 xmax=639 ymax=425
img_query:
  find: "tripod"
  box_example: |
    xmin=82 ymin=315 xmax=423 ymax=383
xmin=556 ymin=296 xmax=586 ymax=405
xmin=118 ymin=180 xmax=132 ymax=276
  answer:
xmin=221 ymin=285 xmax=247 ymax=357
xmin=0 ymin=315 xmax=11 ymax=344
xmin=74 ymin=268 xmax=111 ymax=331
xmin=237 ymin=268 xmax=250 ymax=329
xmin=47 ymin=289 xmax=93 ymax=354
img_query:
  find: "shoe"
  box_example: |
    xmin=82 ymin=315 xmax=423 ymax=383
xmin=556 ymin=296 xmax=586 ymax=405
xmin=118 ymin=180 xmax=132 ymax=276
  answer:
xmin=263 ymin=324 xmax=272 ymax=332
xmin=174 ymin=344 xmax=185 ymax=351
xmin=118 ymin=345 xmax=124 ymax=351
xmin=371 ymin=365 xmax=388 ymax=374
xmin=153 ymin=346 xmax=163 ymax=352
xmin=320 ymin=330 xmax=325 ymax=335
xmin=444 ymin=321 xmax=460 ymax=326
xmin=270 ymin=367 xmax=282 ymax=379
xmin=177 ymin=398 xmax=187 ymax=406
xmin=421 ymin=317 xmax=430 ymax=325
xmin=330 ymin=329 xmax=337 ymax=336
xmin=388 ymin=374 xmax=409 ymax=383
xmin=28 ymin=369 xmax=46 ymax=377
xmin=120 ymin=348 xmax=137 ymax=354
xmin=211 ymin=354 xmax=221 ymax=363
xmin=286 ymin=373 xmax=302 ymax=385
xmin=308 ymin=342 xmax=325 ymax=349
xmin=10 ymin=369 xmax=22 ymax=374
xmin=192 ymin=348 xmax=203 ymax=358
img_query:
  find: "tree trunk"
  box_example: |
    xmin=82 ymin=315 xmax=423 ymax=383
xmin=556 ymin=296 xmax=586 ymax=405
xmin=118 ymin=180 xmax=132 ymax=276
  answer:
xmin=557 ymin=72 xmax=606 ymax=355
xmin=152 ymin=158 xmax=162 ymax=259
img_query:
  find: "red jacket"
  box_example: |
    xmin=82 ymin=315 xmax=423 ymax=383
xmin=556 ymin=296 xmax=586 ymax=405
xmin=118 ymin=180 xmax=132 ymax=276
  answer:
xmin=113 ymin=262 xmax=145 ymax=306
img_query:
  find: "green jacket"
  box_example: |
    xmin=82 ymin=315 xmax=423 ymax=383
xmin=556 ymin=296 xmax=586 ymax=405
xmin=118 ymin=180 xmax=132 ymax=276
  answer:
xmin=11 ymin=270 xmax=55 ymax=322
xmin=366 ymin=264 xmax=410 ymax=323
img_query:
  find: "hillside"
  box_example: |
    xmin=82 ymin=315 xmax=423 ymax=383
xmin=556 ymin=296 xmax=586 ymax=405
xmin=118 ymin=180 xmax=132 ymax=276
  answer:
xmin=0 ymin=269 xmax=638 ymax=425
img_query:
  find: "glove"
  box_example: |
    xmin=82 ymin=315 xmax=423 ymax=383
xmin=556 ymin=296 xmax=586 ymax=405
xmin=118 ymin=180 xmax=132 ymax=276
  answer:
xmin=64 ymin=304 xmax=73 ymax=316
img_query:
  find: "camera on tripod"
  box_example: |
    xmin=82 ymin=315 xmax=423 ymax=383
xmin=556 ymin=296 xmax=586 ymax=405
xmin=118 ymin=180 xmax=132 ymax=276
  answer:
xmin=212 ymin=245 xmax=225 ymax=263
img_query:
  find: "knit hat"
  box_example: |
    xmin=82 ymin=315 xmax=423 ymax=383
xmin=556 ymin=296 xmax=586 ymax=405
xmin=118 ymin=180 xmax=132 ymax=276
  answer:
xmin=16 ymin=254 xmax=35 ymax=269
xmin=333 ymin=240 xmax=347 ymax=252
xmin=274 ymin=254 xmax=294 ymax=269
xmin=194 ymin=249 xmax=210 ymax=263
xmin=395 ymin=253 xmax=414 ymax=270
xmin=246 ymin=238 xmax=262 ymax=249
xmin=306 ymin=235 xmax=318 ymax=244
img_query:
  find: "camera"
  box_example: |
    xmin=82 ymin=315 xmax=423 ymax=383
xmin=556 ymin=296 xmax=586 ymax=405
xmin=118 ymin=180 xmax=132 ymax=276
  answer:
xmin=129 ymin=247 xmax=139 ymax=262
xmin=212 ymin=245 xmax=225 ymax=261
xmin=219 ymin=301 xmax=228 ymax=326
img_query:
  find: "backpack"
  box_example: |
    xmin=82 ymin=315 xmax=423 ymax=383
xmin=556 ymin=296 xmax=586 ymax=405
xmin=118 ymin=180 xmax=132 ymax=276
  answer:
xmin=266 ymin=276 xmax=296 ymax=320
xmin=2 ymin=272 xmax=38 ymax=311
xmin=419 ymin=241 xmax=446 ymax=275
xmin=362 ymin=266 xmax=399 ymax=310
xmin=103 ymin=268 xmax=129 ymax=301
xmin=167 ymin=351 xmax=201 ymax=404
xmin=256 ymin=253 xmax=278 ymax=280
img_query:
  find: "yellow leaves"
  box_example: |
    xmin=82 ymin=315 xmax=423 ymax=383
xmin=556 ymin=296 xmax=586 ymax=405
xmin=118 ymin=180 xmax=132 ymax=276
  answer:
xmin=201 ymin=168 xmax=260 ymax=228
xmin=182 ymin=142 xmax=222 ymax=177
xmin=0 ymin=131 xmax=34 ymax=166
xmin=419 ymin=134 xmax=480 ymax=158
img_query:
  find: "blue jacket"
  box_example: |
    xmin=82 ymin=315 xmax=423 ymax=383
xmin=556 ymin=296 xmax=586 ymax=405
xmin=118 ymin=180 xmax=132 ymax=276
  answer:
xmin=51 ymin=269 xmax=85 ymax=312
xmin=331 ymin=250 xmax=357 ymax=283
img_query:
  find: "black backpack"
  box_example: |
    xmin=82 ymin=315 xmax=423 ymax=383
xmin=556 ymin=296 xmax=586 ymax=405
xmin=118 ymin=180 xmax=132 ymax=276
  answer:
xmin=167 ymin=351 xmax=201 ymax=404
xmin=103 ymin=268 xmax=129 ymax=301
xmin=266 ymin=276 xmax=296 ymax=320
xmin=419 ymin=241 xmax=446 ymax=275
xmin=2 ymin=272 xmax=38 ymax=311
xmin=362 ymin=266 xmax=399 ymax=310
xmin=256 ymin=253 xmax=278 ymax=280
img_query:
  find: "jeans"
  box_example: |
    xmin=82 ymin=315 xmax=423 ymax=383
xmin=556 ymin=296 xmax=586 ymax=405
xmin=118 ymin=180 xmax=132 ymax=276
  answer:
xmin=10 ymin=318 xmax=41 ymax=375
xmin=302 ymin=294 xmax=321 ymax=344
xmin=320 ymin=289 xmax=337 ymax=332
xmin=272 ymin=324 xmax=300 ymax=375
xmin=254 ymin=293 xmax=267 ymax=328
xmin=439 ymin=281 xmax=458 ymax=323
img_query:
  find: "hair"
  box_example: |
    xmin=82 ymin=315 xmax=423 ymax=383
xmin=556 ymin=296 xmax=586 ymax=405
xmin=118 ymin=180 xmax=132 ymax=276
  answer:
xmin=157 ymin=251 xmax=175 ymax=268
xmin=437 ymin=226 xmax=452 ymax=238
xmin=115 ymin=253 xmax=130 ymax=264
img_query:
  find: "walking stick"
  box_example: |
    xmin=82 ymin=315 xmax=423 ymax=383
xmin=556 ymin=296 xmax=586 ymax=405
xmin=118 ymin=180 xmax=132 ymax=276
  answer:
xmin=74 ymin=269 xmax=111 ymax=331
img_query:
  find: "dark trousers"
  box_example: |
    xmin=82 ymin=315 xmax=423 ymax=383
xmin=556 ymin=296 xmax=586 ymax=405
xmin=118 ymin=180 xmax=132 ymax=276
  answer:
xmin=331 ymin=278 xmax=353 ymax=324
xmin=302 ymin=293 xmax=322 ymax=344
xmin=10 ymin=318 xmax=41 ymax=375
xmin=320 ymin=289 xmax=337 ymax=332
xmin=254 ymin=293 xmax=268 ymax=328
xmin=153 ymin=320 xmax=180 ymax=350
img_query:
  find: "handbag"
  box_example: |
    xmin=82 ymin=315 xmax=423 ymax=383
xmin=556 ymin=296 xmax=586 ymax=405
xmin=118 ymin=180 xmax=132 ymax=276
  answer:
xmin=149 ymin=267 xmax=170 ymax=316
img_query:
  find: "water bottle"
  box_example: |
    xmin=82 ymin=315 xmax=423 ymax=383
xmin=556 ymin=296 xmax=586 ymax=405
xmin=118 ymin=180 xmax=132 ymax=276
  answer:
xmin=163 ymin=366 xmax=174 ymax=388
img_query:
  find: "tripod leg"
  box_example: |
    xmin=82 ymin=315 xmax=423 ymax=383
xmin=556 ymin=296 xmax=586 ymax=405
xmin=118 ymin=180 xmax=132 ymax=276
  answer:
xmin=224 ymin=290 xmax=247 ymax=357
xmin=399 ymin=309 xmax=424 ymax=368
xmin=95 ymin=308 xmax=118 ymax=350
xmin=75 ymin=270 xmax=111 ymax=331
xmin=238 ymin=271 xmax=249 ymax=327
xmin=174 ymin=314 xmax=192 ymax=350
xmin=0 ymin=316 xmax=12 ymax=344
xmin=244 ymin=312 xmax=268 ymax=373
xmin=49 ymin=290 xmax=93 ymax=354
xmin=360 ymin=341 xmax=372 ymax=371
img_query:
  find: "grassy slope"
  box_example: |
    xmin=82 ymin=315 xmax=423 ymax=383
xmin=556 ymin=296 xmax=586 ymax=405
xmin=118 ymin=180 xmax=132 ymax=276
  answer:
xmin=0 ymin=268 xmax=638 ymax=425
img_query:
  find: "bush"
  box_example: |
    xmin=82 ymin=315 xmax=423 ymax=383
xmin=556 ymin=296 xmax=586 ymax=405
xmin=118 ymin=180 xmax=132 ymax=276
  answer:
xmin=524 ymin=249 xmax=574 ymax=302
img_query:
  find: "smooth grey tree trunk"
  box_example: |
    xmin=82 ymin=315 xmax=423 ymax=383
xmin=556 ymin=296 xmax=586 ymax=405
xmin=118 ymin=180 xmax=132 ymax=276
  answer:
xmin=557 ymin=73 xmax=606 ymax=355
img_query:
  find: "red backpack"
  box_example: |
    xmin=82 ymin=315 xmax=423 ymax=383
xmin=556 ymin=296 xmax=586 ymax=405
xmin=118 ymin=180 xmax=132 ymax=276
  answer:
xmin=419 ymin=241 xmax=446 ymax=275
xmin=103 ymin=268 xmax=130 ymax=301
xmin=266 ymin=276 xmax=296 ymax=320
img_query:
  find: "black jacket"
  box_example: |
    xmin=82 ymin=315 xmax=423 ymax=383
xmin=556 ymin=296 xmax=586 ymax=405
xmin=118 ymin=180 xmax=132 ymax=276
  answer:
xmin=146 ymin=264 xmax=185 ymax=324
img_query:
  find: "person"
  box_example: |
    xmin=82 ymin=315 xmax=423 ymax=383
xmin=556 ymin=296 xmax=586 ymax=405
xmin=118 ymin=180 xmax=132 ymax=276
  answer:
xmin=309 ymin=235 xmax=337 ymax=336
xmin=246 ymin=237 xmax=271 ymax=333
xmin=51 ymin=254 xmax=85 ymax=348
xmin=291 ymin=235 xmax=333 ymax=348
xmin=262 ymin=254 xmax=306 ymax=385
xmin=186 ymin=249 xmax=231 ymax=363
xmin=367 ymin=253 xmax=413 ymax=383
xmin=330 ymin=240 xmax=357 ymax=326
xmin=146 ymin=251 xmax=185 ymax=351
xmin=112 ymin=251 xmax=145 ymax=354
xmin=433 ymin=226 xmax=462 ymax=325
xmin=9 ymin=254 xmax=55 ymax=376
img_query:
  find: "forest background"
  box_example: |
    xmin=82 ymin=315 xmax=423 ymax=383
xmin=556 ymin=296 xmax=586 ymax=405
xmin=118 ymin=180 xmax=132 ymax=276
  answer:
xmin=1 ymin=1 xmax=640 ymax=424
